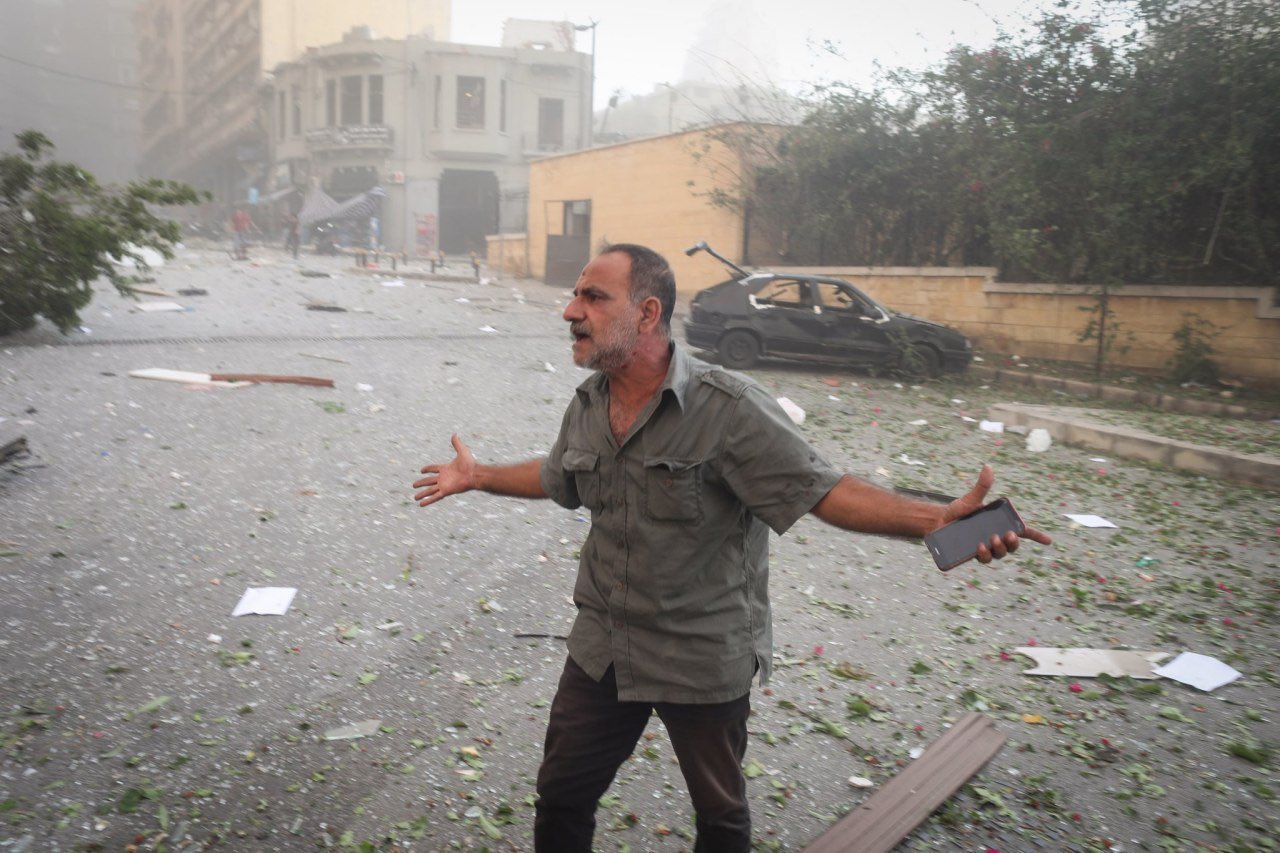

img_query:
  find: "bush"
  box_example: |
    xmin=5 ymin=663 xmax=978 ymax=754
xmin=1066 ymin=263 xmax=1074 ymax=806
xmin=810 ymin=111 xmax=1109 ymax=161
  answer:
xmin=0 ymin=130 xmax=205 ymax=335
xmin=1169 ymin=314 xmax=1220 ymax=384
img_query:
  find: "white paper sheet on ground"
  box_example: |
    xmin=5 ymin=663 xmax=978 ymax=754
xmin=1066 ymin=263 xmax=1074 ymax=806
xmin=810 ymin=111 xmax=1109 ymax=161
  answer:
xmin=137 ymin=301 xmax=186 ymax=312
xmin=1065 ymin=514 xmax=1118 ymax=528
xmin=381 ymin=279 xmax=405 ymax=287
xmin=231 ymin=586 xmax=297 ymax=616
xmin=1016 ymin=647 xmax=1170 ymax=679
xmin=776 ymin=397 xmax=805 ymax=425
xmin=323 ymin=719 xmax=383 ymax=741
xmin=128 ymin=368 xmax=251 ymax=388
xmin=1153 ymin=652 xmax=1243 ymax=692
xmin=979 ymin=420 xmax=1004 ymax=433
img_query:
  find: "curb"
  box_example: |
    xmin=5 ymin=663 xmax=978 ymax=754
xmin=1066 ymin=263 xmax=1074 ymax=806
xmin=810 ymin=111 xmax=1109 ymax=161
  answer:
xmin=972 ymin=364 xmax=1274 ymax=421
xmin=990 ymin=402 xmax=1280 ymax=490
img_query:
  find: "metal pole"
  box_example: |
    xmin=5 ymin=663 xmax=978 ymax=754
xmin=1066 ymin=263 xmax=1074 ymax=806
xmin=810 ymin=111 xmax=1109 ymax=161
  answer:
xmin=575 ymin=21 xmax=597 ymax=148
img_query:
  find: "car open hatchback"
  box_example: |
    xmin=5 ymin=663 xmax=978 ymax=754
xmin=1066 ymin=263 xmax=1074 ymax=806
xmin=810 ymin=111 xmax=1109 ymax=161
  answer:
xmin=681 ymin=242 xmax=972 ymax=377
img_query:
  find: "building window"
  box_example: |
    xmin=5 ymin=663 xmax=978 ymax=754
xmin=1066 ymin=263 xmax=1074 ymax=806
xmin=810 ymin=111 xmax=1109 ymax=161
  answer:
xmin=538 ymin=97 xmax=564 ymax=149
xmin=499 ymin=79 xmax=507 ymax=133
xmin=291 ymin=86 xmax=301 ymax=135
xmin=456 ymin=75 xmax=485 ymax=129
xmin=368 ymin=74 xmax=383 ymax=125
xmin=325 ymin=79 xmax=336 ymax=127
xmin=340 ymin=75 xmax=362 ymax=125
xmin=433 ymin=75 xmax=441 ymax=129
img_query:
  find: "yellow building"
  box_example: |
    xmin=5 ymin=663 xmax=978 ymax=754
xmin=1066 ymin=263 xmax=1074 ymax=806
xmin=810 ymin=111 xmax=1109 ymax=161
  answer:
xmin=518 ymin=126 xmax=1279 ymax=384
xmin=136 ymin=0 xmax=448 ymax=199
xmin=526 ymin=125 xmax=752 ymax=290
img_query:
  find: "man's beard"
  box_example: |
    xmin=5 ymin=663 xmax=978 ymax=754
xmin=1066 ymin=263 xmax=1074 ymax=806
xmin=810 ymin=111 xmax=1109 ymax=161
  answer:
xmin=571 ymin=319 xmax=639 ymax=372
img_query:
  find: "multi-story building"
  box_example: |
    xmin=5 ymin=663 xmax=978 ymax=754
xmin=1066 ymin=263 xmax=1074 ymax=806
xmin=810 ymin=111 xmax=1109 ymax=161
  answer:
xmin=134 ymin=0 xmax=449 ymax=198
xmin=0 ymin=0 xmax=140 ymax=184
xmin=595 ymin=81 xmax=807 ymax=145
xmin=269 ymin=21 xmax=591 ymax=255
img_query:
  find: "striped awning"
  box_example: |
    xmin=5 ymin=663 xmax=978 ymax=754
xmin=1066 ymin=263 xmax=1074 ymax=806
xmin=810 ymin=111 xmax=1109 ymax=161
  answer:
xmin=298 ymin=186 xmax=341 ymax=228
xmin=330 ymin=186 xmax=386 ymax=222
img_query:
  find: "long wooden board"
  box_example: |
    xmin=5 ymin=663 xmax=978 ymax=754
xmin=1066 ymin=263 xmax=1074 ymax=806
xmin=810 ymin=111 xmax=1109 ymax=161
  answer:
xmin=803 ymin=712 xmax=1006 ymax=853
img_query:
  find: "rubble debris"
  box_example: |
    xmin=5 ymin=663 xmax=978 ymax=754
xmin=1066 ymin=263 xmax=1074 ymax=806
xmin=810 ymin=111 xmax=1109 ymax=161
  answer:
xmin=1025 ymin=427 xmax=1052 ymax=452
xmin=306 ymin=303 xmax=347 ymax=312
xmin=777 ymin=397 xmax=805 ymax=425
xmin=1015 ymin=647 xmax=1171 ymax=679
xmin=209 ymin=373 xmax=335 ymax=388
xmin=803 ymin=712 xmax=1006 ymax=853
xmin=1153 ymin=652 xmax=1243 ymax=692
xmin=1064 ymin=513 xmax=1118 ymax=528
xmin=231 ymin=586 xmax=297 ymax=616
xmin=136 ymin=301 xmax=186 ymax=313
xmin=133 ymin=287 xmax=174 ymax=297
xmin=322 ymin=719 xmax=383 ymax=741
xmin=1 ymin=436 xmax=30 ymax=466
xmin=128 ymin=368 xmax=252 ymax=387
xmin=177 ymin=288 xmax=208 ymax=297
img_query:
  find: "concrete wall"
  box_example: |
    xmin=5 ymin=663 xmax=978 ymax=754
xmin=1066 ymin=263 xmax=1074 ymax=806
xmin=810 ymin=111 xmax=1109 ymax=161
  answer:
xmin=487 ymin=233 xmax=531 ymax=277
xmin=788 ymin=266 xmax=1280 ymax=385
xmin=526 ymin=127 xmax=747 ymax=286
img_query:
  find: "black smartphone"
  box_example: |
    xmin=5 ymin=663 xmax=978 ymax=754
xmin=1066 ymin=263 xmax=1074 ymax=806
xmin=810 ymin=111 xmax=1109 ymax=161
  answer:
xmin=924 ymin=497 xmax=1026 ymax=571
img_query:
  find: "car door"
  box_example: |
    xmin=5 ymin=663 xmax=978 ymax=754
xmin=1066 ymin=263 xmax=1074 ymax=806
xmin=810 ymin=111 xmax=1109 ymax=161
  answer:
xmin=813 ymin=282 xmax=898 ymax=365
xmin=749 ymin=278 xmax=825 ymax=356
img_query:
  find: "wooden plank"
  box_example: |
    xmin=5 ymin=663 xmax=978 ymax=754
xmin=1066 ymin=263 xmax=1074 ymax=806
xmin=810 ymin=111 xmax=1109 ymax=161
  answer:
xmin=803 ymin=713 xmax=1006 ymax=853
xmin=210 ymin=373 xmax=335 ymax=388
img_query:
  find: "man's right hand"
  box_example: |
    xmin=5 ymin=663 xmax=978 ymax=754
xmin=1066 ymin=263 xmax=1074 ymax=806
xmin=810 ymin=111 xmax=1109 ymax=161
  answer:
xmin=413 ymin=433 xmax=476 ymax=506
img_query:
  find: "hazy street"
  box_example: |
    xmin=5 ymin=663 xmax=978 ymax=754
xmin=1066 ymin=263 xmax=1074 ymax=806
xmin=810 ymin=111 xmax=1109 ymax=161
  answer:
xmin=1 ymin=244 xmax=1276 ymax=851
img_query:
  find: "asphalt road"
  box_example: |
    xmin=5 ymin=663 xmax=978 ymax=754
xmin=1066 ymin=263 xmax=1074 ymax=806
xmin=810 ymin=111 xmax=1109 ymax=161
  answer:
xmin=1 ymin=245 xmax=1276 ymax=851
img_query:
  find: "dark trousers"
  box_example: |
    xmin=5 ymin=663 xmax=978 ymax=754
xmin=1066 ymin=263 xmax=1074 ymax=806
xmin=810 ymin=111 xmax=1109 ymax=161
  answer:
xmin=534 ymin=656 xmax=752 ymax=852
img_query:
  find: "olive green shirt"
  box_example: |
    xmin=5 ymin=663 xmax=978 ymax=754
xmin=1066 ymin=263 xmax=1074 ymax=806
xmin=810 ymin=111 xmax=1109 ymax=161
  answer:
xmin=540 ymin=345 xmax=843 ymax=703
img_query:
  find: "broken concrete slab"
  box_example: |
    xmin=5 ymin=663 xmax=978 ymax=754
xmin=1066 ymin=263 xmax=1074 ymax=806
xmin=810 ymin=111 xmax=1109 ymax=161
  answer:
xmin=128 ymin=368 xmax=252 ymax=388
xmin=209 ymin=373 xmax=335 ymax=388
xmin=322 ymin=719 xmax=383 ymax=741
xmin=1016 ymin=647 xmax=1171 ymax=679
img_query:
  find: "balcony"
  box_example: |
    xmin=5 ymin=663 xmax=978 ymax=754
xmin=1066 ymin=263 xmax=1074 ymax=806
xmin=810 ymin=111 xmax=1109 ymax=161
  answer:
xmin=306 ymin=125 xmax=394 ymax=154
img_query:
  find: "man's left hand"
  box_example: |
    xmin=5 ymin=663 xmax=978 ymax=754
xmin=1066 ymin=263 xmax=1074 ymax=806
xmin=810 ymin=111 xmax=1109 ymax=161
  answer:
xmin=940 ymin=465 xmax=1053 ymax=563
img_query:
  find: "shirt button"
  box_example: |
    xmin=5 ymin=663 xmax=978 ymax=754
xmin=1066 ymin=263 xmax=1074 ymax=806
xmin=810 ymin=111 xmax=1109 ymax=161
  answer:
xmin=613 ymin=619 xmax=624 ymax=629
xmin=614 ymin=580 xmax=625 ymax=591
xmin=663 ymin=477 xmax=674 ymax=487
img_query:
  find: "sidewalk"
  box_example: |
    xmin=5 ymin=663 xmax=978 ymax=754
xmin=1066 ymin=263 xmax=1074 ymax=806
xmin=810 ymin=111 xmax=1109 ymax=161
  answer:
xmin=989 ymin=402 xmax=1280 ymax=489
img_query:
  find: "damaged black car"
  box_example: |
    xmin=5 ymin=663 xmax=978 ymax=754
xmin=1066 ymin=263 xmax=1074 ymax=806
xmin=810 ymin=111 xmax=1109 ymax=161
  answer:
xmin=681 ymin=242 xmax=972 ymax=377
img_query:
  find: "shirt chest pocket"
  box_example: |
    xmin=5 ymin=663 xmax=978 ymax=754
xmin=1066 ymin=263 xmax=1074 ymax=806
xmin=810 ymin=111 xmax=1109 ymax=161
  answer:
xmin=643 ymin=458 xmax=704 ymax=523
xmin=562 ymin=448 xmax=602 ymax=511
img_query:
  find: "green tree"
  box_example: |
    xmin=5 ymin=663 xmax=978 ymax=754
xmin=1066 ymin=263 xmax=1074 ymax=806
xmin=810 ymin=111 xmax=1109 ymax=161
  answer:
xmin=0 ymin=130 xmax=205 ymax=335
xmin=706 ymin=0 xmax=1280 ymax=286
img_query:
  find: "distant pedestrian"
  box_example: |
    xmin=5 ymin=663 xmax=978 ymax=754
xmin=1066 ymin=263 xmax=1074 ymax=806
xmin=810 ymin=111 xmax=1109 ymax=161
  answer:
xmin=230 ymin=206 xmax=253 ymax=260
xmin=470 ymin=251 xmax=481 ymax=281
xmin=283 ymin=213 xmax=300 ymax=259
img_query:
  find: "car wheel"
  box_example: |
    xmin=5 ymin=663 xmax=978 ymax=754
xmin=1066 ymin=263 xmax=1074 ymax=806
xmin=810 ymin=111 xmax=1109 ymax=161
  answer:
xmin=719 ymin=329 xmax=761 ymax=369
xmin=902 ymin=344 xmax=942 ymax=379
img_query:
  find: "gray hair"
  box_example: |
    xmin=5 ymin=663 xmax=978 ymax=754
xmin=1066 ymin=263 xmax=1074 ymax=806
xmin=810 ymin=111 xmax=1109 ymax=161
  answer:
xmin=601 ymin=243 xmax=676 ymax=335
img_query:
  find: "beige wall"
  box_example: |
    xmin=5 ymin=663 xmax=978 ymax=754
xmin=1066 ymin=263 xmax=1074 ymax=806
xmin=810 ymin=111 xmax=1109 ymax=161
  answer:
xmin=260 ymin=0 xmax=449 ymax=71
xmin=527 ymin=127 xmax=747 ymax=288
xmin=791 ymin=267 xmax=1280 ymax=386
xmin=487 ymin=233 xmax=531 ymax=277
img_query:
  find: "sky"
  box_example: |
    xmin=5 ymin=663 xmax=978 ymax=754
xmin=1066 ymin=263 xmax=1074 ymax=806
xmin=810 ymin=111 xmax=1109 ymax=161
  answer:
xmin=451 ymin=0 xmax=1053 ymax=102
